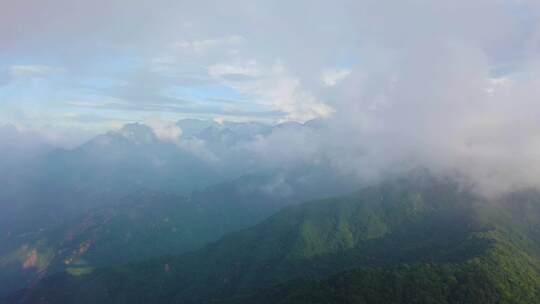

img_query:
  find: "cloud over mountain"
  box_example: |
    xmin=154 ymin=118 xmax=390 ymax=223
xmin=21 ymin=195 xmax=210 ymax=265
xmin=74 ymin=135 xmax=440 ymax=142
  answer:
xmin=2 ymin=1 xmax=540 ymax=192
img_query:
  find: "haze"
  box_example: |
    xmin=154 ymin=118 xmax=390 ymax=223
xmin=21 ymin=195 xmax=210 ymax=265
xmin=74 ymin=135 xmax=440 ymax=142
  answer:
xmin=3 ymin=2 xmax=540 ymax=303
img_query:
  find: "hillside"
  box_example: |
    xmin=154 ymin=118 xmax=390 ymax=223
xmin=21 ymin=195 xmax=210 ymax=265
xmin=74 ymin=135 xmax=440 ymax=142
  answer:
xmin=0 ymin=181 xmax=282 ymax=297
xmin=9 ymin=173 xmax=540 ymax=303
xmin=233 ymin=240 xmax=540 ymax=304
xmin=0 ymin=168 xmax=354 ymax=297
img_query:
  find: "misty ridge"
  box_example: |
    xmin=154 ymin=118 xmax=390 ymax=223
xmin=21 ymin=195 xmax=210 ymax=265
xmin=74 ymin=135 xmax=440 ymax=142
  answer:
xmin=3 ymin=1 xmax=540 ymax=303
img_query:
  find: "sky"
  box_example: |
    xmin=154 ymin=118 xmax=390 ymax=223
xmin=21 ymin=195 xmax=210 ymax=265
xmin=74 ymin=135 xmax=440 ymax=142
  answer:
xmin=0 ymin=1 xmax=532 ymax=139
xmin=3 ymin=0 xmax=540 ymax=192
xmin=1 ymin=0 xmax=346 ymax=142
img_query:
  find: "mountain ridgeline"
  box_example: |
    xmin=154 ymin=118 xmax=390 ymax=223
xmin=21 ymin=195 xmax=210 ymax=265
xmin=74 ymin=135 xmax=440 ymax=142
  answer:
xmin=8 ymin=174 xmax=540 ymax=303
xmin=0 ymin=119 xmax=321 ymax=238
xmin=0 ymin=120 xmax=358 ymax=298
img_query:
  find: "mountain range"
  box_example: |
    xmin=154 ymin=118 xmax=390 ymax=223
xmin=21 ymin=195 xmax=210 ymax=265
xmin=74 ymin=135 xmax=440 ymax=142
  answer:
xmin=0 ymin=119 xmax=312 ymax=239
xmin=3 ymin=121 xmax=540 ymax=304
xmin=0 ymin=120 xmax=356 ymax=298
xmin=7 ymin=172 xmax=540 ymax=303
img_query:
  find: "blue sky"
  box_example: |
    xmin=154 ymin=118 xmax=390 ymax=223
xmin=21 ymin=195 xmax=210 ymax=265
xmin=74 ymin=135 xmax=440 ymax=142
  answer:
xmin=1 ymin=0 xmax=540 ymax=146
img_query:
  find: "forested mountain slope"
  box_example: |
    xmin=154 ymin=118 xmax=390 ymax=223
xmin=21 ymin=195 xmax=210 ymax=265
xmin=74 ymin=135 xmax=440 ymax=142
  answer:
xmin=8 ymin=174 xmax=540 ymax=304
xmin=0 ymin=167 xmax=354 ymax=298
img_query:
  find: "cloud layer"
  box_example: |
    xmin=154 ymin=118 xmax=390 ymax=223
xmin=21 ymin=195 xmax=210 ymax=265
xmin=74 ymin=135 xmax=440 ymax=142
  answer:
xmin=2 ymin=0 xmax=540 ymax=193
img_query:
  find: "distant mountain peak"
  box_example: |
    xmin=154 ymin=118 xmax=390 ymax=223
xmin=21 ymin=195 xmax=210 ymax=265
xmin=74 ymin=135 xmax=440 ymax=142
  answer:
xmin=116 ymin=123 xmax=158 ymax=145
xmin=82 ymin=123 xmax=159 ymax=149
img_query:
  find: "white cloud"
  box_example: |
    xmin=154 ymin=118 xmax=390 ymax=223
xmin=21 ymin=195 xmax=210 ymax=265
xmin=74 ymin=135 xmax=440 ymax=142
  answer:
xmin=485 ymin=76 xmax=512 ymax=94
xmin=321 ymin=68 xmax=351 ymax=87
xmin=210 ymin=61 xmax=333 ymax=122
xmin=9 ymin=65 xmax=65 ymax=79
xmin=145 ymin=118 xmax=182 ymax=143
xmin=4 ymin=0 xmax=540 ymax=193
xmin=65 ymin=98 xmax=128 ymax=108
xmin=208 ymin=60 xmax=260 ymax=78
xmin=173 ymin=35 xmax=246 ymax=55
